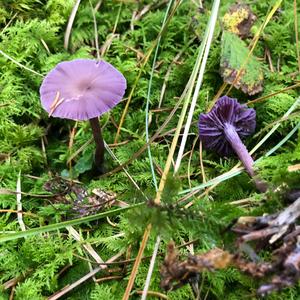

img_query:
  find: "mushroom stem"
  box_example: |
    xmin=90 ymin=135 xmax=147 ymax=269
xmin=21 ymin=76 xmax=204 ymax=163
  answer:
xmin=89 ymin=117 xmax=105 ymax=173
xmin=224 ymin=123 xmax=267 ymax=192
xmin=224 ymin=123 xmax=254 ymax=176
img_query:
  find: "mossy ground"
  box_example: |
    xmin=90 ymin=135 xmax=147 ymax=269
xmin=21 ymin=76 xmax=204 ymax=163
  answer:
xmin=0 ymin=0 xmax=300 ymax=299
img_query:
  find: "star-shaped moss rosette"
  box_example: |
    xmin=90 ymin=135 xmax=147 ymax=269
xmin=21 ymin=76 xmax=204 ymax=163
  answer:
xmin=199 ymin=96 xmax=267 ymax=192
xmin=40 ymin=59 xmax=126 ymax=173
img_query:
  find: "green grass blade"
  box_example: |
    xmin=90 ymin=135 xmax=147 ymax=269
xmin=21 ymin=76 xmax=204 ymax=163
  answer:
xmin=0 ymin=203 xmax=143 ymax=243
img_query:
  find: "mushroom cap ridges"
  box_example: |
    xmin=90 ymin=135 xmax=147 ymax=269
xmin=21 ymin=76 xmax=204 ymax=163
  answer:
xmin=198 ymin=96 xmax=256 ymax=156
xmin=40 ymin=59 xmax=127 ymax=121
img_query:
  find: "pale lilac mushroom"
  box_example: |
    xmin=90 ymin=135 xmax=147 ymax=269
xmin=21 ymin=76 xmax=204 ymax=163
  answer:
xmin=40 ymin=59 xmax=126 ymax=173
xmin=199 ymin=96 xmax=267 ymax=192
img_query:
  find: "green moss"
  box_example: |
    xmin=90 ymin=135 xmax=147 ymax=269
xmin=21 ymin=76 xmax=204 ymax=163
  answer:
xmin=0 ymin=0 xmax=300 ymax=299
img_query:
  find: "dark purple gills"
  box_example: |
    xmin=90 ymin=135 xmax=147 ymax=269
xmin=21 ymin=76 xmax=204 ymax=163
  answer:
xmin=198 ymin=96 xmax=256 ymax=157
xmin=198 ymin=96 xmax=266 ymax=192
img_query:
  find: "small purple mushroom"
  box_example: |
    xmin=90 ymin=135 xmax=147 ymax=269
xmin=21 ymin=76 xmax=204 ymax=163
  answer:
xmin=199 ymin=96 xmax=266 ymax=192
xmin=40 ymin=59 xmax=126 ymax=173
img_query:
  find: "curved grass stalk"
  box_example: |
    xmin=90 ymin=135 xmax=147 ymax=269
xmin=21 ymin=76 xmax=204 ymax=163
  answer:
xmin=123 ymin=2 xmax=182 ymax=297
xmin=112 ymin=2 xmax=123 ymax=34
xmin=154 ymin=0 xmax=219 ymax=203
xmin=89 ymin=0 xmax=100 ymax=60
xmin=64 ymin=0 xmax=81 ymax=50
xmin=174 ymin=0 xmax=220 ymax=173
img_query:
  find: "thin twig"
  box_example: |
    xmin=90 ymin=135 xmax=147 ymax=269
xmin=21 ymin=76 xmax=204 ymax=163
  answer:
xmin=9 ymin=286 xmax=15 ymax=300
xmin=1 ymin=12 xmax=18 ymax=33
xmin=95 ymin=275 xmax=123 ymax=283
xmin=104 ymin=142 xmax=148 ymax=200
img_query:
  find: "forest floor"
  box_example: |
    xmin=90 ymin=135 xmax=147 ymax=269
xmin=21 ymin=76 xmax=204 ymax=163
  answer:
xmin=0 ymin=0 xmax=300 ymax=299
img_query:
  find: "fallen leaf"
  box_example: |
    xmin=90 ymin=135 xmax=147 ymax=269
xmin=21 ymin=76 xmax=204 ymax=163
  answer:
xmin=220 ymin=31 xmax=264 ymax=95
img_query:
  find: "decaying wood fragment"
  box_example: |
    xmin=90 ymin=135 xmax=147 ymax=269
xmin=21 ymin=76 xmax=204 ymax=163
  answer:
xmin=161 ymin=197 xmax=300 ymax=296
xmin=160 ymin=241 xmax=233 ymax=291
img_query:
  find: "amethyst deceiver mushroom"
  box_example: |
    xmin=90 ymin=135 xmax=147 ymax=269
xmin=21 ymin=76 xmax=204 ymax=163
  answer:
xmin=40 ymin=59 xmax=126 ymax=173
xmin=198 ymin=96 xmax=266 ymax=192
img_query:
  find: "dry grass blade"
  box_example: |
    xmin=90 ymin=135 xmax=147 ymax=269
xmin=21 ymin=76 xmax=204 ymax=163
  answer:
xmin=122 ymin=223 xmax=152 ymax=300
xmin=16 ymin=172 xmax=26 ymax=232
xmin=67 ymin=226 xmax=104 ymax=264
xmin=89 ymin=0 xmax=100 ymax=60
xmin=141 ymin=235 xmax=161 ymax=300
xmin=247 ymin=82 xmax=300 ymax=105
xmin=64 ymin=0 xmax=81 ymax=50
xmin=48 ymin=251 xmax=123 ymax=300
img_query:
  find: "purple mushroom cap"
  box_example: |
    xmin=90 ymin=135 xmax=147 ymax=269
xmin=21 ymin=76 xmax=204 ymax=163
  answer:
xmin=198 ymin=96 xmax=256 ymax=156
xmin=40 ymin=59 xmax=127 ymax=121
